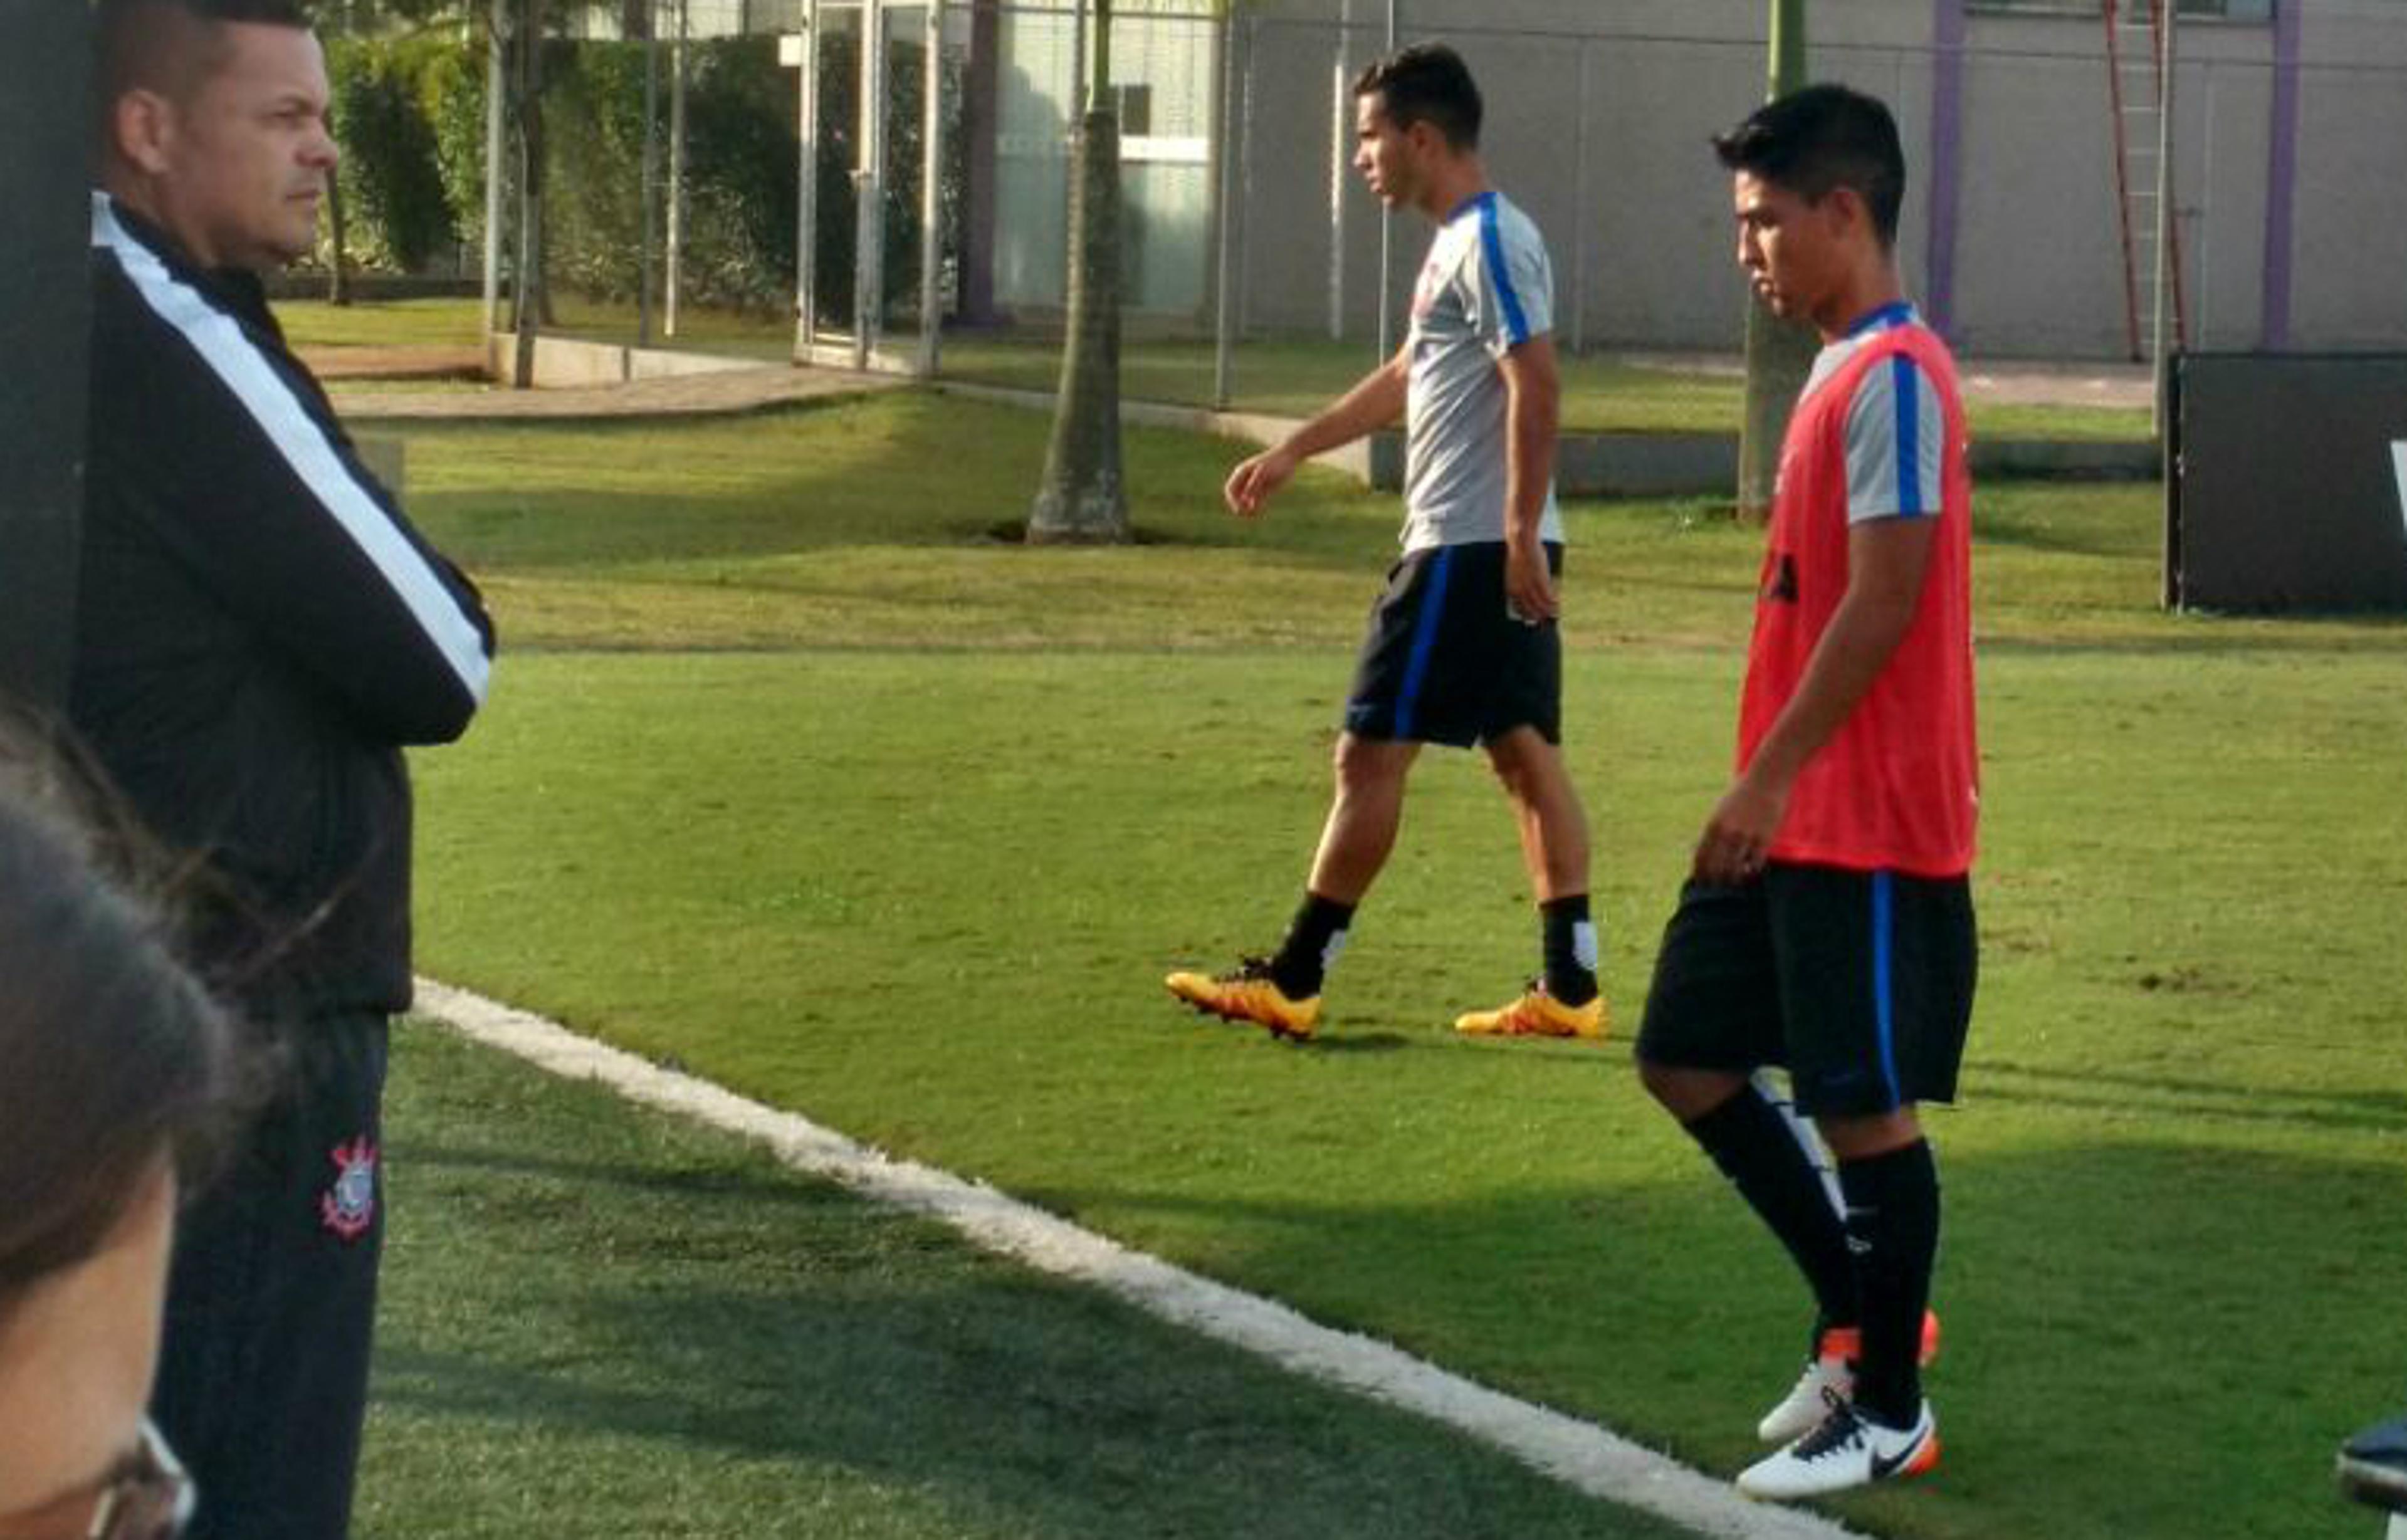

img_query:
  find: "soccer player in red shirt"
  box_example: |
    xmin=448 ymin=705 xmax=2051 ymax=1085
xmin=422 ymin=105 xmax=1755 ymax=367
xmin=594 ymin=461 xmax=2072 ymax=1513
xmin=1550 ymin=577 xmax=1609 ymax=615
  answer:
xmin=1634 ymin=85 xmax=1978 ymax=1501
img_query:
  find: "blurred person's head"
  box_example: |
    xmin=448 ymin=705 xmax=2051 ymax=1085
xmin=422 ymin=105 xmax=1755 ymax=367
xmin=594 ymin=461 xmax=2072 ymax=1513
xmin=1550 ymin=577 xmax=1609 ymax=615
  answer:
xmin=1714 ymin=84 xmax=1907 ymax=337
xmin=0 ymin=777 xmax=242 ymax=1540
xmin=1352 ymin=43 xmax=1484 ymax=219
xmin=92 ymin=0 xmax=338 ymax=273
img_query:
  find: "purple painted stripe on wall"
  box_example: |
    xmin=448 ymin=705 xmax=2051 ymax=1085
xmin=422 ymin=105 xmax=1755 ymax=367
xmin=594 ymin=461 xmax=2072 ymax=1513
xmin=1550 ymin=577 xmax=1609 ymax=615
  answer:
xmin=2261 ymin=0 xmax=2302 ymax=350
xmin=1926 ymin=0 xmax=1967 ymax=338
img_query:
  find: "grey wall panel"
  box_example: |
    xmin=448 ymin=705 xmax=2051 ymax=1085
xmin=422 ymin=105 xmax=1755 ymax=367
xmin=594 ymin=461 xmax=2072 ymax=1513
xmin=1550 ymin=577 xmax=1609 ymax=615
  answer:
xmin=2191 ymin=61 xmax=2271 ymax=351
xmin=1948 ymin=50 xmax=2129 ymax=358
xmin=2288 ymin=70 xmax=2407 ymax=350
xmin=1074 ymin=0 xmax=2407 ymax=357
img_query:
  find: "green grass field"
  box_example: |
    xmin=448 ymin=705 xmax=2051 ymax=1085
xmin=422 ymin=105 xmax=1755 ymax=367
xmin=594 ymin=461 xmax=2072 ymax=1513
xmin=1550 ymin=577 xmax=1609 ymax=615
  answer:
xmin=278 ymin=296 xmax=2148 ymax=442
xmin=360 ymin=1025 xmax=1696 ymax=1539
xmin=384 ymin=390 xmax=2407 ymax=1539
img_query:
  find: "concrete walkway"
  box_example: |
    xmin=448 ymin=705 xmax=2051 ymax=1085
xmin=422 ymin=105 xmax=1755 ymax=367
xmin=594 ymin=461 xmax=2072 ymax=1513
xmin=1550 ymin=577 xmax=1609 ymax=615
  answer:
xmin=328 ymin=359 xmax=900 ymax=424
xmin=317 ymin=337 xmax=2155 ymax=425
xmin=1618 ymin=348 xmax=2157 ymax=412
xmin=318 ymin=340 xmax=2155 ymax=491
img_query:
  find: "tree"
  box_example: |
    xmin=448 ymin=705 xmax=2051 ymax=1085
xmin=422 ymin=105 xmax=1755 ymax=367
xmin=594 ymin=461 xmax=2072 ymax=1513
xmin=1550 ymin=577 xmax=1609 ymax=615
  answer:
xmin=1736 ymin=0 xmax=1817 ymax=521
xmin=1025 ymin=0 xmax=1126 ymax=543
xmin=318 ymin=0 xmax=476 ymax=304
xmin=508 ymin=0 xmax=552 ymax=385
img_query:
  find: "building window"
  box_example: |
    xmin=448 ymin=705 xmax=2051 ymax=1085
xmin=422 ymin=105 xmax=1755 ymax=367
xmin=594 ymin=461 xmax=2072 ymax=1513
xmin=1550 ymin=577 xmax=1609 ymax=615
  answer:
xmin=1112 ymin=83 xmax=1154 ymax=137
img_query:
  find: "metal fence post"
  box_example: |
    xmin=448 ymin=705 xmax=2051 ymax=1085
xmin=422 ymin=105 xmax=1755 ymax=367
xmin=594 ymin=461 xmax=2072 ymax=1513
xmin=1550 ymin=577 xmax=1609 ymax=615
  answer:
xmin=918 ymin=0 xmax=946 ymax=379
xmin=1211 ymin=8 xmax=1239 ymax=409
xmin=666 ymin=0 xmax=689 ymax=338
xmin=797 ymin=0 xmax=820 ymax=357
xmin=482 ymin=0 xmax=508 ymax=345
xmin=1373 ymin=0 xmax=1396 ymax=362
xmin=1328 ymin=0 xmax=1353 ymax=342
xmin=641 ymin=0 xmax=661 ymax=346
xmin=856 ymin=0 xmax=887 ymax=370
xmin=2151 ymin=0 xmax=2178 ymax=437
xmin=1236 ymin=13 xmax=1257 ymax=342
xmin=1570 ymin=37 xmax=1590 ymax=355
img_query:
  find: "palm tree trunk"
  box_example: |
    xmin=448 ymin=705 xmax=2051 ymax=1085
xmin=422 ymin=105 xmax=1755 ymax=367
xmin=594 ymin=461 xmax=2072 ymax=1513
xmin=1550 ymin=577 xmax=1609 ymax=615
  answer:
xmin=511 ymin=0 xmax=547 ymax=385
xmin=1027 ymin=1 xmax=1125 ymax=543
xmin=1737 ymin=0 xmax=1815 ymax=521
xmin=1026 ymin=107 xmax=1126 ymax=543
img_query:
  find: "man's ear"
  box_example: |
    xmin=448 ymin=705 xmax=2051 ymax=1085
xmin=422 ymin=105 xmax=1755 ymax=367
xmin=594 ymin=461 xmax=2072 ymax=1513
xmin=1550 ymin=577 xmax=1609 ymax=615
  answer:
xmin=1822 ymin=183 xmax=1869 ymax=241
xmin=111 ymin=89 xmax=179 ymax=179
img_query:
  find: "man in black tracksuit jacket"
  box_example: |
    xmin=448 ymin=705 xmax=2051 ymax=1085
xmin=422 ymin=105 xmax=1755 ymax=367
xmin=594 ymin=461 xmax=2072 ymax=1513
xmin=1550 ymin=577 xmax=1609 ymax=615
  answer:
xmin=76 ymin=2 xmax=495 ymax=1533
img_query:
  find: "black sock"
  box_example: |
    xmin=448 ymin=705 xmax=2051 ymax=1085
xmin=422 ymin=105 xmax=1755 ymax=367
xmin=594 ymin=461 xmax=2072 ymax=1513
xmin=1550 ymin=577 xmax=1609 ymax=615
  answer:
xmin=1683 ymin=1085 xmax=1857 ymax=1334
xmin=1268 ymin=893 xmax=1354 ymax=999
xmin=1540 ymin=894 xmax=1599 ymax=1007
xmin=1838 ymin=1139 xmax=1942 ymax=1428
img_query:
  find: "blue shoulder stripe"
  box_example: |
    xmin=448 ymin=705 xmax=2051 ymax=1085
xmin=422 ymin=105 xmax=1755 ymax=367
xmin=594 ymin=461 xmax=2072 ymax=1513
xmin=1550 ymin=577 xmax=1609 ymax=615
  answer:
xmin=1476 ymin=196 xmax=1533 ymax=347
xmin=1892 ymin=354 xmax=1924 ymax=518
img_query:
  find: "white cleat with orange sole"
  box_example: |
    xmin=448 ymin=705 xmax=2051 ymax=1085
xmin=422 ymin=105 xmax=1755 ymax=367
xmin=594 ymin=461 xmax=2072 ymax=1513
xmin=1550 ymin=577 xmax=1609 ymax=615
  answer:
xmin=1739 ymin=1392 xmax=1939 ymax=1500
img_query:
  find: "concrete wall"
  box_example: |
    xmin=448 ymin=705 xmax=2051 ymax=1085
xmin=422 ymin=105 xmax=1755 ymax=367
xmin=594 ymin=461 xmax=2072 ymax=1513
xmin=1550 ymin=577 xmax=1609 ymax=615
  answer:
xmin=2287 ymin=3 xmax=2407 ymax=350
xmin=1207 ymin=0 xmax=2407 ymax=359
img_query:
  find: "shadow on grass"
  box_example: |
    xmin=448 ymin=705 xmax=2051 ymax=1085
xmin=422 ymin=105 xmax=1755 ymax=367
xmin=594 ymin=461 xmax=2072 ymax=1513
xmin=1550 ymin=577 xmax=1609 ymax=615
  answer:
xmin=1964 ymin=1057 xmax=2407 ymax=1134
xmin=374 ymin=1082 xmax=1691 ymax=1537
xmin=1299 ymin=1031 xmax=1411 ymax=1054
xmin=374 ymin=1274 xmax=1672 ymax=1540
xmin=406 ymin=395 xmax=1393 ymax=578
xmin=999 ymin=1142 xmax=2404 ymax=1540
xmin=377 ymin=1017 xmax=2407 ymax=1540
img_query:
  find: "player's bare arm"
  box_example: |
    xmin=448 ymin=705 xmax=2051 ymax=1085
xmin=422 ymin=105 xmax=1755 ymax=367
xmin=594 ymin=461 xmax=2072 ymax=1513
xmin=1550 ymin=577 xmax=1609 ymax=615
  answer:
xmin=1694 ymin=516 xmax=1936 ymax=883
xmin=1497 ymin=335 xmax=1561 ymax=622
xmin=1224 ymin=345 xmax=1410 ymax=518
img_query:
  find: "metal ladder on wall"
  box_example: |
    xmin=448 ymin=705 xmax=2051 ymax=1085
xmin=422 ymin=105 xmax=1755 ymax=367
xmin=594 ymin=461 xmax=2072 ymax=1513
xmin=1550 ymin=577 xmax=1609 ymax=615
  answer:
xmin=2105 ymin=0 xmax=2189 ymax=363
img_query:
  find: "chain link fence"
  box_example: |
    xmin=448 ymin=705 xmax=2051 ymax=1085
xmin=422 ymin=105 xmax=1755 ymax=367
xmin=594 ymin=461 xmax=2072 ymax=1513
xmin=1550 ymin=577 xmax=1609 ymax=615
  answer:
xmin=315 ymin=3 xmax=2407 ymax=444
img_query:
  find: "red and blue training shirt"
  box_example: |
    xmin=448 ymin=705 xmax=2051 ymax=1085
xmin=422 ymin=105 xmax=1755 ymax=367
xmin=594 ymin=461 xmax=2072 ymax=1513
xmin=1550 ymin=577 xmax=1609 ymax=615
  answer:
xmin=1738 ymin=301 xmax=1979 ymax=877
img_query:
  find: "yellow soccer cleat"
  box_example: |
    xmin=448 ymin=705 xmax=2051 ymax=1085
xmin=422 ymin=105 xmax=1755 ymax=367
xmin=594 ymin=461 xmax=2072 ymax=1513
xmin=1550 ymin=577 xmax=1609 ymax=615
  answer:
xmin=1165 ymin=956 xmax=1321 ymax=1041
xmin=1454 ymin=984 xmax=1608 ymax=1040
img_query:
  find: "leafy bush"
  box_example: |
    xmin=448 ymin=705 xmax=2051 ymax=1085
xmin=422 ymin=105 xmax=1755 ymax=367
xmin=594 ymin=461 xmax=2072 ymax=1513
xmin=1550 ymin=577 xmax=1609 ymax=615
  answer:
xmin=420 ymin=39 xmax=491 ymax=259
xmin=322 ymin=31 xmax=962 ymax=316
xmin=329 ymin=36 xmax=461 ymax=271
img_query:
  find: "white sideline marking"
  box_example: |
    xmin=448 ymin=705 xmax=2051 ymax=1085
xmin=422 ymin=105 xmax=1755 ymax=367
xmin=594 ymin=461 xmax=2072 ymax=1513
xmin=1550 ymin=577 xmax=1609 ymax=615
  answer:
xmin=413 ymin=978 xmax=1867 ymax=1540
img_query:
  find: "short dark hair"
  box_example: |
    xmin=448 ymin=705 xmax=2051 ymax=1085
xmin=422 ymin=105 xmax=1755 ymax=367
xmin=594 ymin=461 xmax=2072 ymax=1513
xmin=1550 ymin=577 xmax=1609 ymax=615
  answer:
xmin=0 ymin=742 xmax=250 ymax=1320
xmin=94 ymin=0 xmax=315 ymax=123
xmin=1713 ymin=83 xmax=1907 ymax=248
xmin=1355 ymin=42 xmax=1482 ymax=151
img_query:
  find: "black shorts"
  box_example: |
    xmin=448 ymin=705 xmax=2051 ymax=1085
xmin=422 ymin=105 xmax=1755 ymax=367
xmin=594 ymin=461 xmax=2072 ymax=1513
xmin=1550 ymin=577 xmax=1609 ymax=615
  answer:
xmin=1635 ymin=863 xmax=1977 ymax=1118
xmin=1343 ymin=540 xmax=1563 ymax=748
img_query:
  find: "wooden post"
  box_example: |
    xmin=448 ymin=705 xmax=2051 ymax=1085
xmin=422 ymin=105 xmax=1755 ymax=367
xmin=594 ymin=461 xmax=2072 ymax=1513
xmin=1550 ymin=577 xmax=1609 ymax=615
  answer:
xmin=0 ymin=0 xmax=92 ymax=710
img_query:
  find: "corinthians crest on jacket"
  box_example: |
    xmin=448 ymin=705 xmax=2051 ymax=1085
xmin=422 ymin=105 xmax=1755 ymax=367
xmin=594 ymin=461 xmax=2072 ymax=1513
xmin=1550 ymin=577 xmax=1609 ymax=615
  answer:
xmin=320 ymin=1137 xmax=379 ymax=1241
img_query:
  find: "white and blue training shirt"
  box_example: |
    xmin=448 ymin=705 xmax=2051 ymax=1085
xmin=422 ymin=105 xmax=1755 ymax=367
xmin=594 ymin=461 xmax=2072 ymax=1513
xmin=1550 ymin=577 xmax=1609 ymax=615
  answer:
xmin=1795 ymin=300 xmax=1949 ymax=524
xmin=1401 ymin=190 xmax=1565 ymax=553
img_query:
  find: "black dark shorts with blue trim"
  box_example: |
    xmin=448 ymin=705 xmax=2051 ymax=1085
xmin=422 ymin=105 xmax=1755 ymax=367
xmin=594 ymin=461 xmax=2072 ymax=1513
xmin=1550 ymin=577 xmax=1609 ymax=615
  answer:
xmin=1635 ymin=862 xmax=1977 ymax=1119
xmin=1343 ymin=540 xmax=1563 ymax=748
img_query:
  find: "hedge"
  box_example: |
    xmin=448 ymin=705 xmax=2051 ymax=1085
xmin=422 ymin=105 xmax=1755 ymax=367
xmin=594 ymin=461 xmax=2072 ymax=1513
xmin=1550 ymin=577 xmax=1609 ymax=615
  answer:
xmin=322 ymin=31 xmax=962 ymax=320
